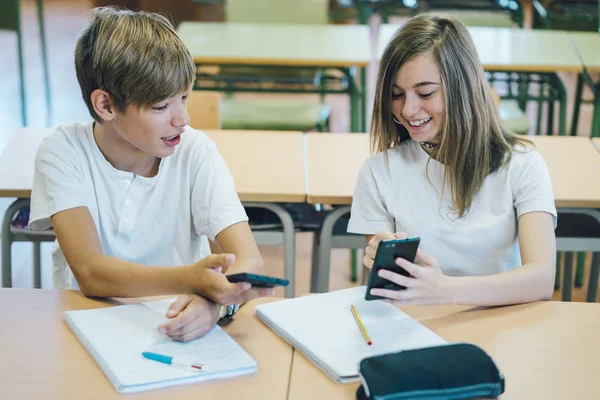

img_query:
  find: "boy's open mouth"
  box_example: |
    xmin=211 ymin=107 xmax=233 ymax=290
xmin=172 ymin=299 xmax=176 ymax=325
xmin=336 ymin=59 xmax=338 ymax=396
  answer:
xmin=161 ymin=134 xmax=181 ymax=147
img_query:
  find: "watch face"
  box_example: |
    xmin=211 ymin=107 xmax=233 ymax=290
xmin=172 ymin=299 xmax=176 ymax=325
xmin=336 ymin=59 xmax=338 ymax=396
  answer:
xmin=219 ymin=305 xmax=228 ymax=319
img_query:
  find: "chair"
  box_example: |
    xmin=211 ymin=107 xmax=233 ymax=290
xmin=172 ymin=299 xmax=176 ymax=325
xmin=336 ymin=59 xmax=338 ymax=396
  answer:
xmin=499 ymin=99 xmax=530 ymax=134
xmin=555 ymin=208 xmax=600 ymax=302
xmin=2 ymin=199 xmax=55 ymax=288
xmin=187 ymin=91 xmax=222 ymax=130
xmin=0 ymin=0 xmax=51 ymax=126
xmin=226 ymin=0 xmax=329 ymax=24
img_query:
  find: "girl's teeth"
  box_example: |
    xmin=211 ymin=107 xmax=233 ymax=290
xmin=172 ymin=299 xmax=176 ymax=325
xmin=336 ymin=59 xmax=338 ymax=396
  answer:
xmin=409 ymin=118 xmax=431 ymax=127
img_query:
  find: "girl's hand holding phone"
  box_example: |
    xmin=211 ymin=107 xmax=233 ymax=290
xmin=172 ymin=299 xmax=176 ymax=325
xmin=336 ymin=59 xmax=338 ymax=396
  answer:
xmin=370 ymin=249 xmax=454 ymax=305
xmin=364 ymin=231 xmax=408 ymax=269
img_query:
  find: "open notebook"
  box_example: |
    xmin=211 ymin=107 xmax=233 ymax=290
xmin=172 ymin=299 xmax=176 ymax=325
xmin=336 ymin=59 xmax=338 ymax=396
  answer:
xmin=64 ymin=299 xmax=257 ymax=393
xmin=256 ymin=286 xmax=446 ymax=383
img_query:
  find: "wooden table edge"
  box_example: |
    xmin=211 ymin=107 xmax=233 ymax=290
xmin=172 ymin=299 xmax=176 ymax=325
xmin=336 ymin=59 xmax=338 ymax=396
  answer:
xmin=192 ymin=57 xmax=371 ymax=68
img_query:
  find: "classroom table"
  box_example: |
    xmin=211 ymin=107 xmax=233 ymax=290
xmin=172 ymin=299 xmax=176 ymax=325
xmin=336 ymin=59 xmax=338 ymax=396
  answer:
xmin=306 ymin=133 xmax=600 ymax=296
xmin=378 ymin=25 xmax=584 ymax=136
xmin=0 ymin=289 xmax=293 ymax=399
xmin=287 ymin=300 xmax=600 ymax=400
xmin=177 ymin=22 xmax=371 ymax=132
xmin=0 ymin=129 xmax=307 ymax=298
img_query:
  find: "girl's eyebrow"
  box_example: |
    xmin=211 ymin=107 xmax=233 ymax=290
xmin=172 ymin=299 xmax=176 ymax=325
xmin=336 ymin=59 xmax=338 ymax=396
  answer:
xmin=393 ymin=82 xmax=440 ymax=90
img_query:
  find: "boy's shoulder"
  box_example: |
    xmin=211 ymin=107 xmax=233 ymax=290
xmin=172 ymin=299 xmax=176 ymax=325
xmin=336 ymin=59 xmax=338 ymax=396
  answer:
xmin=37 ymin=121 xmax=93 ymax=156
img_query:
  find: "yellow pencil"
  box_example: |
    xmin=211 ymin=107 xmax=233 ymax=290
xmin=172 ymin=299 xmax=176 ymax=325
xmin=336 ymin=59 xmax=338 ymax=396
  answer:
xmin=350 ymin=305 xmax=372 ymax=345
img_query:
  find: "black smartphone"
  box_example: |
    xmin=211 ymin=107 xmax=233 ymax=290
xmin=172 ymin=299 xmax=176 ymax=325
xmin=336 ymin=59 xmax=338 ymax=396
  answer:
xmin=227 ymin=272 xmax=290 ymax=288
xmin=365 ymin=237 xmax=420 ymax=301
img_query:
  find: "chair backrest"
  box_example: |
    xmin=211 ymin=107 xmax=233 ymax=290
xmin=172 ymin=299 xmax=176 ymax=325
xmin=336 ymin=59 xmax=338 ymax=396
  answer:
xmin=187 ymin=91 xmax=222 ymax=130
xmin=226 ymin=0 xmax=329 ymax=24
xmin=0 ymin=0 xmax=19 ymax=31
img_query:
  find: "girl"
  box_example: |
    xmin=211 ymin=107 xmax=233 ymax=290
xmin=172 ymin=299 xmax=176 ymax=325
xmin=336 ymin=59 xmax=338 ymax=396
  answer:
xmin=348 ymin=15 xmax=556 ymax=306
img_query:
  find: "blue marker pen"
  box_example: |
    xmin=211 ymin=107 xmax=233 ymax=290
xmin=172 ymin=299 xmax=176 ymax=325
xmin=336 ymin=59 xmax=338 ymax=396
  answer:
xmin=142 ymin=351 xmax=204 ymax=371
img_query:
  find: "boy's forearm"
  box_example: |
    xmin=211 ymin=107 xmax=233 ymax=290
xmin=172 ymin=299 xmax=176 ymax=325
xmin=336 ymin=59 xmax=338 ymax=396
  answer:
xmin=75 ymin=254 xmax=194 ymax=298
xmin=447 ymin=263 xmax=555 ymax=306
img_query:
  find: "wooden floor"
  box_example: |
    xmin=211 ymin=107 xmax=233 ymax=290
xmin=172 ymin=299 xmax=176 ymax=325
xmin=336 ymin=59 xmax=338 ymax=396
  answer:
xmin=0 ymin=0 xmax=598 ymax=303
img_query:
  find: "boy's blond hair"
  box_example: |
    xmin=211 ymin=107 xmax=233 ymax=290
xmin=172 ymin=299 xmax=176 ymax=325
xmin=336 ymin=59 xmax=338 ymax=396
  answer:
xmin=75 ymin=7 xmax=196 ymax=122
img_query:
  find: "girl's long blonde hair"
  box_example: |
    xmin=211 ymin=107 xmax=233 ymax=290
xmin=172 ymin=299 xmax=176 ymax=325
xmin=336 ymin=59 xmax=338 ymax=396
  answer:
xmin=371 ymin=14 xmax=530 ymax=217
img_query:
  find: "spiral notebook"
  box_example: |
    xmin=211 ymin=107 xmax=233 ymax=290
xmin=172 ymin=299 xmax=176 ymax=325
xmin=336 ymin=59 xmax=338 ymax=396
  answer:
xmin=64 ymin=299 xmax=257 ymax=393
xmin=255 ymin=286 xmax=446 ymax=383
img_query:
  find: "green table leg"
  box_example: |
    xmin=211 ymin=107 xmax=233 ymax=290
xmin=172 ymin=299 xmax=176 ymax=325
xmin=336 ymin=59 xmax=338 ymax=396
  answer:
xmin=360 ymin=66 xmax=367 ymax=132
xmin=556 ymin=74 xmax=567 ymax=136
xmin=547 ymin=98 xmax=555 ymax=135
xmin=349 ymin=67 xmax=358 ymax=133
xmin=571 ymin=73 xmax=584 ymax=136
xmin=591 ymin=83 xmax=600 ymax=138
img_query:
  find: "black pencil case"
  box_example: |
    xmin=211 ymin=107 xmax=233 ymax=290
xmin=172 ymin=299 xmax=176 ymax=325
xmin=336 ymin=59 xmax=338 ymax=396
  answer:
xmin=356 ymin=343 xmax=505 ymax=400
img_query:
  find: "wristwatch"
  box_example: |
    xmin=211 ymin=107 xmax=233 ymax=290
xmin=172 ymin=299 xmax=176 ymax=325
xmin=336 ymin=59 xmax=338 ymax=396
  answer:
xmin=218 ymin=304 xmax=240 ymax=321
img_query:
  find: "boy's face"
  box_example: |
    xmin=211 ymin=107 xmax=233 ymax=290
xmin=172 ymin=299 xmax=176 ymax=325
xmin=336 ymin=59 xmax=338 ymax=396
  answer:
xmin=112 ymin=90 xmax=191 ymax=158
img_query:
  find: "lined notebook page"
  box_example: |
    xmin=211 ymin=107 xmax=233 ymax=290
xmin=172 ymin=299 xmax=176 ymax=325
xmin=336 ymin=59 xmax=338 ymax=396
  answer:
xmin=65 ymin=299 xmax=257 ymax=393
xmin=256 ymin=286 xmax=445 ymax=382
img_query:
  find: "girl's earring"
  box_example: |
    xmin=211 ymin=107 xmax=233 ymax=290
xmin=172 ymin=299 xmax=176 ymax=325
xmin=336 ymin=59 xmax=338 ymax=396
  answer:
xmin=393 ymin=117 xmax=402 ymax=125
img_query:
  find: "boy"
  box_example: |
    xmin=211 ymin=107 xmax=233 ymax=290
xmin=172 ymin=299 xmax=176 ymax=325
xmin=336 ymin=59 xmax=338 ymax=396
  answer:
xmin=29 ymin=7 xmax=272 ymax=341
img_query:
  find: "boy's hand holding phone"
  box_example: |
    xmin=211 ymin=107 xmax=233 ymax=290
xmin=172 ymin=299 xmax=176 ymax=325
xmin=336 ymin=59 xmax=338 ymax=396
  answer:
xmin=188 ymin=254 xmax=275 ymax=305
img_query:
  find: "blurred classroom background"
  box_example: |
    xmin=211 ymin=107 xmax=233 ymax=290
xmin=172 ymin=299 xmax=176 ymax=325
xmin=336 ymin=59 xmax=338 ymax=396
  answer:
xmin=2 ymin=0 xmax=600 ymax=302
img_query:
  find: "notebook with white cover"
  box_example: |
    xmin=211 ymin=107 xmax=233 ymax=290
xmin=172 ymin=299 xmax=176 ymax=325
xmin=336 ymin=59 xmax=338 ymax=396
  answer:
xmin=255 ymin=286 xmax=446 ymax=383
xmin=64 ymin=299 xmax=257 ymax=393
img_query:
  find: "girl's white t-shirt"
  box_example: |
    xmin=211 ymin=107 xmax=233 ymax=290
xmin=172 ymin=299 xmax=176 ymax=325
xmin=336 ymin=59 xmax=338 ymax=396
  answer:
xmin=29 ymin=122 xmax=248 ymax=290
xmin=347 ymin=139 xmax=557 ymax=276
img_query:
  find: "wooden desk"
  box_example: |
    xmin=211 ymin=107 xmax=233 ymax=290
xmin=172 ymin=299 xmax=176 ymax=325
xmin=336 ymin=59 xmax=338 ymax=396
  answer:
xmin=205 ymin=130 xmax=306 ymax=203
xmin=0 ymin=129 xmax=307 ymax=203
xmin=528 ymin=136 xmax=600 ymax=208
xmin=177 ymin=22 xmax=371 ymax=132
xmin=305 ymin=134 xmax=600 ymax=209
xmin=0 ymin=290 xmax=292 ymax=399
xmin=378 ymin=25 xmax=582 ymax=72
xmin=288 ymin=301 xmax=600 ymax=400
xmin=305 ymin=132 xmax=369 ymax=205
xmin=569 ymin=32 xmax=600 ymax=73
xmin=178 ymin=22 xmax=370 ymax=68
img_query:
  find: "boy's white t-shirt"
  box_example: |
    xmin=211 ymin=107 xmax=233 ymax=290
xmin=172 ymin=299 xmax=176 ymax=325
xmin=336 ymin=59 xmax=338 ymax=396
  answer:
xmin=29 ymin=122 xmax=248 ymax=290
xmin=347 ymin=139 xmax=557 ymax=277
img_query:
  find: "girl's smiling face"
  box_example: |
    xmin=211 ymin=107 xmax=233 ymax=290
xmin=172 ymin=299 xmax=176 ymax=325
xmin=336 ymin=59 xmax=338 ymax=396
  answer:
xmin=391 ymin=53 xmax=444 ymax=144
